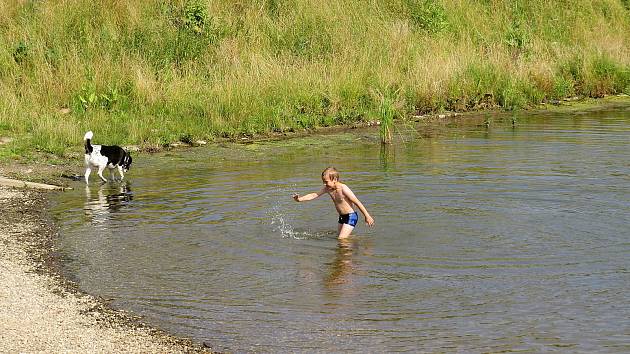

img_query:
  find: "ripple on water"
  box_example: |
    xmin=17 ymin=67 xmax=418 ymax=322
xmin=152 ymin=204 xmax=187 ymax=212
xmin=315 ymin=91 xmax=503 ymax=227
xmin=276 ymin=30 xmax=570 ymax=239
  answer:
xmin=53 ymin=109 xmax=630 ymax=352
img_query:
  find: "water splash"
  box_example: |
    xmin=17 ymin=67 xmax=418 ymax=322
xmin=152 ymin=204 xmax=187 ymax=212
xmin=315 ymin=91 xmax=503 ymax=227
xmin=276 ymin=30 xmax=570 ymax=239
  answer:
xmin=265 ymin=185 xmax=324 ymax=239
xmin=269 ymin=199 xmax=311 ymax=239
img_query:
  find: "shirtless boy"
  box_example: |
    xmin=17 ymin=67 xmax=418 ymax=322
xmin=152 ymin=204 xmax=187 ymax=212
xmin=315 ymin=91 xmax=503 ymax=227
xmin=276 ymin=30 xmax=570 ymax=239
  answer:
xmin=293 ymin=167 xmax=375 ymax=238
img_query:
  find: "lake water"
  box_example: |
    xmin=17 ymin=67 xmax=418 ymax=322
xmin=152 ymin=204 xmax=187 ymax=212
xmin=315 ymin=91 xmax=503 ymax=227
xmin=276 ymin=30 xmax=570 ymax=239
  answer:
xmin=52 ymin=106 xmax=630 ymax=353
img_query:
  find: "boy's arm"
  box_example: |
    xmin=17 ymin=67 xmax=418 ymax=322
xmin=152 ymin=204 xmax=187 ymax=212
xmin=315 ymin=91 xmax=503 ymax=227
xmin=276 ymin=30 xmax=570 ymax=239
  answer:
xmin=342 ymin=185 xmax=375 ymax=226
xmin=293 ymin=187 xmax=326 ymax=202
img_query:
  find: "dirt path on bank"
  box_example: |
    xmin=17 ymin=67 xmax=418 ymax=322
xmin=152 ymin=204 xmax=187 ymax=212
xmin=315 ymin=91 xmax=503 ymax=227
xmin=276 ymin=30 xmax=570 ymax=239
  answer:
xmin=0 ymin=186 xmax=211 ymax=353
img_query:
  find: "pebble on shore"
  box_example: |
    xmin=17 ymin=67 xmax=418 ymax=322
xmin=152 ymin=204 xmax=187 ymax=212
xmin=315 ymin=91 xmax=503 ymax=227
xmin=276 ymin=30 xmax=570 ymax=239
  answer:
xmin=0 ymin=186 xmax=210 ymax=353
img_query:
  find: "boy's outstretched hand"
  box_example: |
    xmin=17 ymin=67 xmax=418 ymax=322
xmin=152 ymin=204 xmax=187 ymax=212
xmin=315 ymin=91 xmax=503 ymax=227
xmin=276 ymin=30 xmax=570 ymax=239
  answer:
xmin=366 ymin=216 xmax=375 ymax=226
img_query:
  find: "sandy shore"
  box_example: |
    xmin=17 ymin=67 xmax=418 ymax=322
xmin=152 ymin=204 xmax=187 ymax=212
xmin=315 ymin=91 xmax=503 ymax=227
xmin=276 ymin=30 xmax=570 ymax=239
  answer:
xmin=0 ymin=185 xmax=212 ymax=353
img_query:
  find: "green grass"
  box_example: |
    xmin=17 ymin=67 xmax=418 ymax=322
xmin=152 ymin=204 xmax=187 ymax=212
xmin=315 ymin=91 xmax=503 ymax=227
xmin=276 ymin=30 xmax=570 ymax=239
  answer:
xmin=0 ymin=0 xmax=629 ymax=159
xmin=377 ymin=90 xmax=400 ymax=144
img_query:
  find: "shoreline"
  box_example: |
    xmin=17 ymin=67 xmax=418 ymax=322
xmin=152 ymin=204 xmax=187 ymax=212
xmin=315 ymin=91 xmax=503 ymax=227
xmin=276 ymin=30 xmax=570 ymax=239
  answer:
xmin=0 ymin=94 xmax=628 ymax=352
xmin=1 ymin=95 xmax=629 ymax=186
xmin=0 ymin=186 xmax=212 ymax=352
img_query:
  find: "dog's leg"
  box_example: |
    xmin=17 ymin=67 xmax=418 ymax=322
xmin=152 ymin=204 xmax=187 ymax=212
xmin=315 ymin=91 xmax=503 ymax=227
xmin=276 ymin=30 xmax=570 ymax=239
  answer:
xmin=118 ymin=166 xmax=125 ymax=181
xmin=97 ymin=166 xmax=108 ymax=183
xmin=84 ymin=167 xmax=92 ymax=184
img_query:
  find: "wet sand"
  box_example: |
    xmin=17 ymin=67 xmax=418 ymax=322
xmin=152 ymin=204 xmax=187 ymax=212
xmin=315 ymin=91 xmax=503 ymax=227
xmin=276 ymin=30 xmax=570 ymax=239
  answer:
xmin=0 ymin=185 xmax=212 ymax=353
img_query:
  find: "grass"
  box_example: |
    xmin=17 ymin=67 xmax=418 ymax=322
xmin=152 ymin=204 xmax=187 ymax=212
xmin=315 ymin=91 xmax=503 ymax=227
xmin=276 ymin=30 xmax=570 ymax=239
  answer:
xmin=377 ymin=91 xmax=399 ymax=144
xmin=0 ymin=0 xmax=629 ymax=160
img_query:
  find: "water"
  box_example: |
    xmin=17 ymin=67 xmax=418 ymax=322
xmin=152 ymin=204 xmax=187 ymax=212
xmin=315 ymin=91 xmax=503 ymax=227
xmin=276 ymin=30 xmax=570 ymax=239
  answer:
xmin=52 ymin=106 xmax=630 ymax=352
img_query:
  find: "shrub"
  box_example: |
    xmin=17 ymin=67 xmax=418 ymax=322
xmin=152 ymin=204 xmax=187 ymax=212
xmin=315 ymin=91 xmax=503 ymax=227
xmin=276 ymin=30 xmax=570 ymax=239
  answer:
xmin=557 ymin=55 xmax=585 ymax=93
xmin=505 ymin=20 xmax=529 ymax=52
xmin=12 ymin=41 xmax=29 ymax=64
xmin=587 ymin=55 xmax=629 ymax=97
xmin=405 ymin=0 xmax=449 ymax=34
xmin=552 ymin=76 xmax=574 ymax=99
xmin=497 ymin=81 xmax=527 ymax=110
xmin=447 ymin=62 xmax=499 ymax=109
xmin=73 ymin=83 xmax=129 ymax=113
xmin=266 ymin=0 xmax=282 ymax=18
xmin=182 ymin=1 xmax=208 ymax=34
xmin=151 ymin=0 xmax=225 ymax=67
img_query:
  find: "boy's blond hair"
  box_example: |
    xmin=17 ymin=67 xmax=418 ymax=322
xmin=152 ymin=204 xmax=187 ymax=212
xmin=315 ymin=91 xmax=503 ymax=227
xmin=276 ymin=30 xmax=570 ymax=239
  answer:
xmin=322 ymin=166 xmax=339 ymax=181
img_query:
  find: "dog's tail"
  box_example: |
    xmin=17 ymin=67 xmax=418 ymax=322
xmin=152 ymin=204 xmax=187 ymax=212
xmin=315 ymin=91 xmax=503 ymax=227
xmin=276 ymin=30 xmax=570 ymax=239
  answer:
xmin=84 ymin=131 xmax=93 ymax=154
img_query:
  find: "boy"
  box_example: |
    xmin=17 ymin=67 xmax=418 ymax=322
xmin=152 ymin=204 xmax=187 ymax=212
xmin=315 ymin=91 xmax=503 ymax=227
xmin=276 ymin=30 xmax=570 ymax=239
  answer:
xmin=293 ymin=167 xmax=375 ymax=239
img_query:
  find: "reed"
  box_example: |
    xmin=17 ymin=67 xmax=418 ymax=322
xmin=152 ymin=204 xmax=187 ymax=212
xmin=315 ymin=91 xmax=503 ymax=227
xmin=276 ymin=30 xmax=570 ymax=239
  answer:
xmin=0 ymin=0 xmax=629 ymax=159
xmin=378 ymin=93 xmax=397 ymax=145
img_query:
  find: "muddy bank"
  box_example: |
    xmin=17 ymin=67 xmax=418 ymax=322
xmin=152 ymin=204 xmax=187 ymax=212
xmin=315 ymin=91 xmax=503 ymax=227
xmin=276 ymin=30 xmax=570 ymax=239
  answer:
xmin=0 ymin=185 xmax=212 ymax=353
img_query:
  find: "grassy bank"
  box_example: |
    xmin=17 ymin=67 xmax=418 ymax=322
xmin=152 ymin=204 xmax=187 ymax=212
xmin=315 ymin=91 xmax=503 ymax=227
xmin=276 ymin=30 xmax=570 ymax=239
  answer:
xmin=1 ymin=0 xmax=629 ymax=160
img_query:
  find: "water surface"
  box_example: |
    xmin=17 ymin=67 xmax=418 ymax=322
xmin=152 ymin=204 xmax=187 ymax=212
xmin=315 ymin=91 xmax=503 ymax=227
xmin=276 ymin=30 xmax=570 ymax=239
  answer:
xmin=52 ymin=106 xmax=630 ymax=352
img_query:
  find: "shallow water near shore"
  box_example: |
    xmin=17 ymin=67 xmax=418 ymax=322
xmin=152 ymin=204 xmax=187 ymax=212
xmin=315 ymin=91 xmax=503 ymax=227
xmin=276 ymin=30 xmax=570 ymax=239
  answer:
xmin=52 ymin=107 xmax=630 ymax=352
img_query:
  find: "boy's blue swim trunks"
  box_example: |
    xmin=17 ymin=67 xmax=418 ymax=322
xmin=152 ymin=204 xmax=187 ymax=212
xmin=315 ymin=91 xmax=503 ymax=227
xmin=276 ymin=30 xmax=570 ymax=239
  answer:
xmin=338 ymin=212 xmax=358 ymax=227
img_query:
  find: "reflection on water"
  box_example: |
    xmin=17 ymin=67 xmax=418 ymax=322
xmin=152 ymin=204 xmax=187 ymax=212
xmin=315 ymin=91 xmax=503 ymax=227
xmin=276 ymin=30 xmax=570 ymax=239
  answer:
xmin=83 ymin=182 xmax=133 ymax=226
xmin=324 ymin=238 xmax=374 ymax=302
xmin=52 ymin=107 xmax=630 ymax=352
xmin=379 ymin=144 xmax=395 ymax=172
xmin=325 ymin=238 xmax=357 ymax=288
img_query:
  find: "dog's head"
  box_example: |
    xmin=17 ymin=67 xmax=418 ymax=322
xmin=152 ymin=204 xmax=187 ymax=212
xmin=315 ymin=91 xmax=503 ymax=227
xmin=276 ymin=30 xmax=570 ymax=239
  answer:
xmin=122 ymin=152 xmax=133 ymax=172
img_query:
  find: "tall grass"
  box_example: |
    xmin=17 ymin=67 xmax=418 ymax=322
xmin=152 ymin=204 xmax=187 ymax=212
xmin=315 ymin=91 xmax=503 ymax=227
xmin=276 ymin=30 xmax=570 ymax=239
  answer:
xmin=0 ymin=0 xmax=629 ymax=157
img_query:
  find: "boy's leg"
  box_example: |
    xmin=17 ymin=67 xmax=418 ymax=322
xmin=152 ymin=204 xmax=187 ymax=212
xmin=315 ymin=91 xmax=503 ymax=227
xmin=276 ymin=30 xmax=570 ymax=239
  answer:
xmin=338 ymin=223 xmax=354 ymax=239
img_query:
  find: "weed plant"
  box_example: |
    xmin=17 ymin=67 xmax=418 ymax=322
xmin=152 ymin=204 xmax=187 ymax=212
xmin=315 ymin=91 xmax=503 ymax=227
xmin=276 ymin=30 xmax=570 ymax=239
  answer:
xmin=378 ymin=94 xmax=397 ymax=144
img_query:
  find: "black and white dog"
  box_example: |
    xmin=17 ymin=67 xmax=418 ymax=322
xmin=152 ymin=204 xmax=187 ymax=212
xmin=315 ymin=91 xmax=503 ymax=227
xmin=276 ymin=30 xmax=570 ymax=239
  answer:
xmin=84 ymin=131 xmax=132 ymax=184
